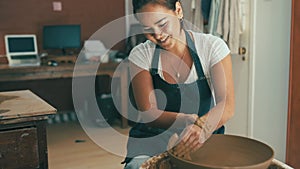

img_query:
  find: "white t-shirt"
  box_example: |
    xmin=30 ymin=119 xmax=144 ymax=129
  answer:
xmin=129 ymin=30 xmax=230 ymax=80
xmin=128 ymin=31 xmax=230 ymax=101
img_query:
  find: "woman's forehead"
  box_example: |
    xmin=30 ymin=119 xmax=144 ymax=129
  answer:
xmin=136 ymin=5 xmax=177 ymax=26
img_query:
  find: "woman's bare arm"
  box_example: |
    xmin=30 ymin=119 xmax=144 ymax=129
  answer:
xmin=202 ymin=54 xmax=235 ymax=132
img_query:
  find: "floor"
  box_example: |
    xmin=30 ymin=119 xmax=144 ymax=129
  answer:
xmin=47 ymin=119 xmax=130 ymax=169
xmin=46 ymin=119 xmax=286 ymax=169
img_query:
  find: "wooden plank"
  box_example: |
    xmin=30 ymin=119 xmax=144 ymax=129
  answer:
xmin=286 ymin=0 xmax=300 ymax=168
xmin=0 ymin=90 xmax=56 ymax=120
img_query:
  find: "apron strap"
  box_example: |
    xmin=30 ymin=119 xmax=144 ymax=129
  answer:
xmin=184 ymin=30 xmax=207 ymax=79
xmin=150 ymin=45 xmax=161 ymax=75
xmin=184 ymin=30 xmax=212 ymax=115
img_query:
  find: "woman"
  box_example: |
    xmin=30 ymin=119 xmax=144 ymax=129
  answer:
xmin=123 ymin=0 xmax=235 ymax=168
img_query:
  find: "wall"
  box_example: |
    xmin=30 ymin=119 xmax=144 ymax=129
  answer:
xmin=0 ymin=0 xmax=126 ymax=55
xmin=250 ymin=0 xmax=291 ymax=162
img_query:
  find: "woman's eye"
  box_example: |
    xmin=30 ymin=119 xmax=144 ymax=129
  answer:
xmin=143 ymin=28 xmax=153 ymax=33
xmin=159 ymin=22 xmax=167 ymax=28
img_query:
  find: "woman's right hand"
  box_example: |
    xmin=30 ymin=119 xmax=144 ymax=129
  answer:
xmin=174 ymin=113 xmax=198 ymax=128
xmin=172 ymin=114 xmax=213 ymax=159
xmin=172 ymin=124 xmax=205 ymax=159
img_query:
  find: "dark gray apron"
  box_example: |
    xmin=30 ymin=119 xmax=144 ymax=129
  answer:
xmin=123 ymin=31 xmax=224 ymax=164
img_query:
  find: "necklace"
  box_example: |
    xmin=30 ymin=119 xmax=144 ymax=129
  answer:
xmin=170 ymin=47 xmax=187 ymax=79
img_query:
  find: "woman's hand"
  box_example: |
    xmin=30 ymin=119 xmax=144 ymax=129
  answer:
xmin=172 ymin=124 xmax=205 ymax=159
xmin=88 ymin=56 xmax=100 ymax=62
xmin=169 ymin=113 xmax=210 ymax=160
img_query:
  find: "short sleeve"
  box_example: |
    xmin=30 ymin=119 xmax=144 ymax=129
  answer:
xmin=209 ymin=36 xmax=231 ymax=67
xmin=128 ymin=41 xmax=154 ymax=71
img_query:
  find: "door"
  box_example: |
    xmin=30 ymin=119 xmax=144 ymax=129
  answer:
xmin=225 ymin=0 xmax=251 ymax=137
xmin=286 ymin=0 xmax=300 ymax=167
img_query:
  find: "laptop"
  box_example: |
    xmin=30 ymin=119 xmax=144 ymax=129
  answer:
xmin=5 ymin=34 xmax=41 ymax=67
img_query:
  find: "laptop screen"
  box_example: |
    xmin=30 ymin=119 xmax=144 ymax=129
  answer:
xmin=5 ymin=35 xmax=38 ymax=55
xmin=7 ymin=37 xmax=36 ymax=53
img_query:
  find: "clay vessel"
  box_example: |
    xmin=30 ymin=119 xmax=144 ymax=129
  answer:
xmin=168 ymin=134 xmax=274 ymax=169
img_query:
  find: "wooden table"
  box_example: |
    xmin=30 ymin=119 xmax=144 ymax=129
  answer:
xmin=0 ymin=60 xmax=121 ymax=81
xmin=0 ymin=90 xmax=56 ymax=169
xmin=0 ymin=58 xmax=129 ymax=128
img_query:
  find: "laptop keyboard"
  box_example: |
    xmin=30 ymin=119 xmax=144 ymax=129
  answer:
xmin=9 ymin=54 xmax=40 ymax=67
xmin=10 ymin=54 xmax=38 ymax=60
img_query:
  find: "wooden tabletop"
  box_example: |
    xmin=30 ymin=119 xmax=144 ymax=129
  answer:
xmin=0 ymin=90 xmax=56 ymax=123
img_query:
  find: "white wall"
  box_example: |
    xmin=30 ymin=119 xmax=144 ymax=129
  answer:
xmin=250 ymin=0 xmax=291 ymax=162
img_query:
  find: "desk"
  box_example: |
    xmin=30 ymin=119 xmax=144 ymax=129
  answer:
xmin=0 ymin=59 xmax=129 ymax=128
xmin=0 ymin=90 xmax=56 ymax=169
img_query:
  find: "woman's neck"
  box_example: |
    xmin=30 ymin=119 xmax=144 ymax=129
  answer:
xmin=168 ymin=29 xmax=187 ymax=57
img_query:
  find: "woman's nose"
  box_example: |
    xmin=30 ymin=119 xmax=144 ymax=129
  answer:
xmin=153 ymin=29 xmax=162 ymax=39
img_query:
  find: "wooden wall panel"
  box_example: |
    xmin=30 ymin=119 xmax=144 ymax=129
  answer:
xmin=0 ymin=0 xmax=126 ymax=55
xmin=286 ymin=0 xmax=300 ymax=168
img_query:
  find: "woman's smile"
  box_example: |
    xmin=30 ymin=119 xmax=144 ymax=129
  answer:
xmin=158 ymin=35 xmax=170 ymax=44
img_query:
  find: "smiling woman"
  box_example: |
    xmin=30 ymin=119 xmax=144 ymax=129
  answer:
xmin=123 ymin=0 xmax=235 ymax=168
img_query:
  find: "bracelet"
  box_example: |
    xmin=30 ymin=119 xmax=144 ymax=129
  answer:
xmin=194 ymin=116 xmax=207 ymax=129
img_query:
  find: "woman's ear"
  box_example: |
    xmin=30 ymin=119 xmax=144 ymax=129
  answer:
xmin=175 ymin=1 xmax=183 ymax=19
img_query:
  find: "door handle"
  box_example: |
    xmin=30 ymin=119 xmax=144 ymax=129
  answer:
xmin=238 ymin=47 xmax=247 ymax=61
xmin=239 ymin=47 xmax=247 ymax=55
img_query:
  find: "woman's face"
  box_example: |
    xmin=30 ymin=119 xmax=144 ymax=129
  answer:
xmin=136 ymin=2 xmax=184 ymax=50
